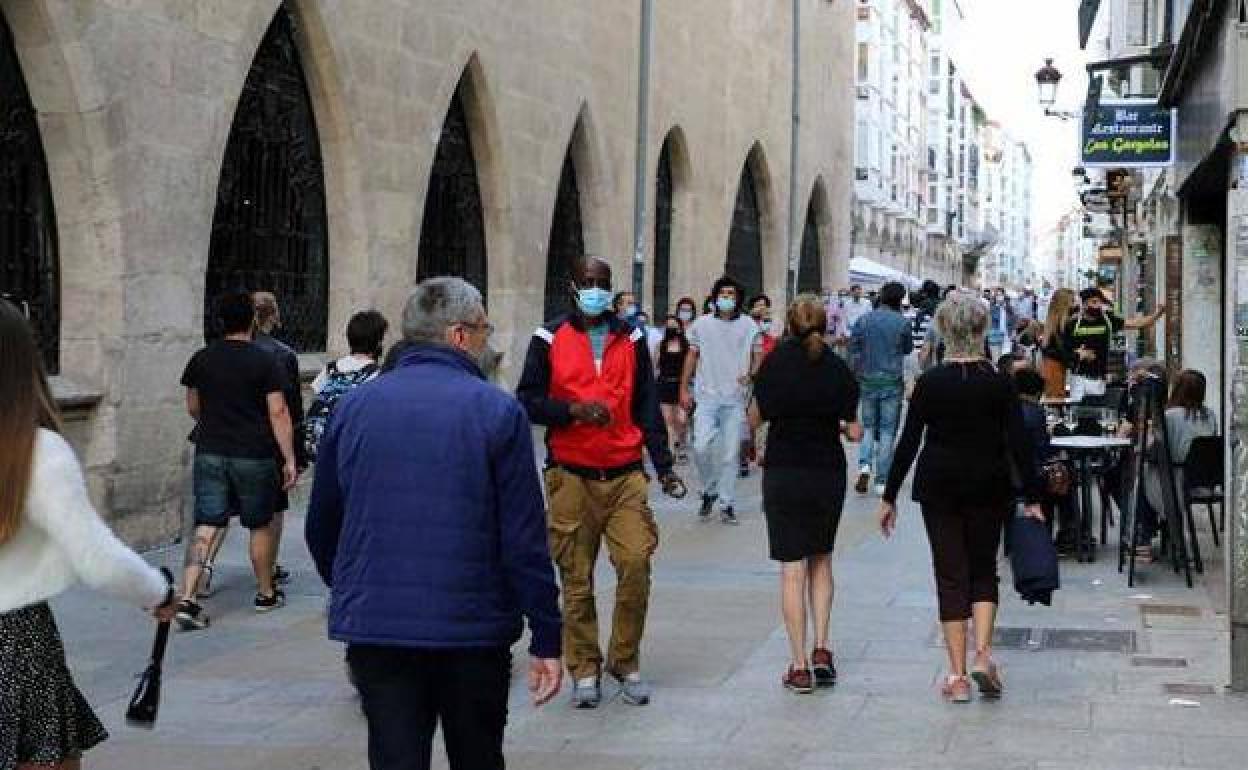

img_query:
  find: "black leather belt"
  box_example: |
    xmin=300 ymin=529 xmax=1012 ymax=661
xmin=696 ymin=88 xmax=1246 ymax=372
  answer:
xmin=554 ymin=461 xmax=643 ymax=482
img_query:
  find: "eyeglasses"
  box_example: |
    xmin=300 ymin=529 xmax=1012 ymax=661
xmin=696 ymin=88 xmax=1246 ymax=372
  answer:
xmin=459 ymin=321 xmax=495 ymax=337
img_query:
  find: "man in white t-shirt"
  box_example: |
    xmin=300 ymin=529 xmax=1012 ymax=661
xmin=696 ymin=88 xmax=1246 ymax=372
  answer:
xmin=680 ymin=276 xmax=761 ymax=525
xmin=843 ymin=284 xmax=873 ymax=332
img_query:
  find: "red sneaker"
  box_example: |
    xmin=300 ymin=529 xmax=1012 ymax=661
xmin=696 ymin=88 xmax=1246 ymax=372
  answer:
xmin=783 ymin=666 xmax=814 ymax=694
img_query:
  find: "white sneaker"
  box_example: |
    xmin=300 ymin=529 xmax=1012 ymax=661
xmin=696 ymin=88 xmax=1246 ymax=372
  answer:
xmin=873 ymin=483 xmax=886 ymax=497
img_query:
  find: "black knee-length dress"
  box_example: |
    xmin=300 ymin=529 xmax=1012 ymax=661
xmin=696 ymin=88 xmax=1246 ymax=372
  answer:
xmin=753 ymin=338 xmax=860 ymax=562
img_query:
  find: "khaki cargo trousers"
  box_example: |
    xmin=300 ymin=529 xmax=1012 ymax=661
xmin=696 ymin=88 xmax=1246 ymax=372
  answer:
xmin=544 ymin=467 xmax=659 ymax=680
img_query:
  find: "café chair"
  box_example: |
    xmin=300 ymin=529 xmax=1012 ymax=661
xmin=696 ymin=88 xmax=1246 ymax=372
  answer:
xmin=1181 ymin=435 xmax=1225 ymax=548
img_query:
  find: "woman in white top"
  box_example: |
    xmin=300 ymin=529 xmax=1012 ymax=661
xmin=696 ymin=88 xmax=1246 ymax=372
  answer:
xmin=0 ymin=299 xmax=175 ymax=769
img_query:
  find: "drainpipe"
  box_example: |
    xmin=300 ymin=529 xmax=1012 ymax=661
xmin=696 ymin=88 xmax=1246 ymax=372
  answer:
xmin=785 ymin=0 xmax=802 ymax=302
xmin=631 ymin=0 xmax=655 ymax=302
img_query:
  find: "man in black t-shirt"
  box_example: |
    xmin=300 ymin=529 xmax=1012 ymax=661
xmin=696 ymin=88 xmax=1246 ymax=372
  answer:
xmin=175 ymin=291 xmax=299 ymax=631
xmin=1062 ymin=288 xmax=1165 ymax=401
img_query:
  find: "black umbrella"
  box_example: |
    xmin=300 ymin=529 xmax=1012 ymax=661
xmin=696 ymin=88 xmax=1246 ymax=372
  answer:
xmin=126 ymin=567 xmax=174 ymax=729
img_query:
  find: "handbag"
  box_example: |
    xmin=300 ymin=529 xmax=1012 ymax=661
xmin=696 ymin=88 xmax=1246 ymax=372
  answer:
xmin=1039 ymin=459 xmax=1073 ymax=497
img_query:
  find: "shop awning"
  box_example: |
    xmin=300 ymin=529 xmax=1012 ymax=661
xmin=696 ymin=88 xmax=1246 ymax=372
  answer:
xmin=1078 ymin=0 xmax=1102 ymax=49
xmin=848 ymin=257 xmax=921 ymax=289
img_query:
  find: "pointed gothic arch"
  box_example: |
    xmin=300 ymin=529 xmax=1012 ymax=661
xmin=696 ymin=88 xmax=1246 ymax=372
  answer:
xmin=798 ymin=178 xmax=830 ymax=295
xmin=417 ymin=67 xmax=487 ymax=295
xmin=653 ymin=127 xmax=691 ymax=318
xmin=543 ymin=136 xmax=586 ymax=320
xmin=726 ymin=145 xmax=769 ymax=300
xmin=0 ymin=9 xmax=59 ymax=372
xmin=204 ymin=3 xmax=328 ymax=351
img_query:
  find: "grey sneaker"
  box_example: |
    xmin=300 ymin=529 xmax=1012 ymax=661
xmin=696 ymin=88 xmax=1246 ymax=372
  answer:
xmin=611 ymin=670 xmax=652 ymax=706
xmin=720 ymin=506 xmax=739 ymax=525
xmin=571 ymin=676 xmax=602 ymax=709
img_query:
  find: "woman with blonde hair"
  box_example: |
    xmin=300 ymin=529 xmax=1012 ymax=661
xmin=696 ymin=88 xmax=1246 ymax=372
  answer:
xmin=750 ymin=295 xmax=862 ymax=694
xmin=0 ymin=299 xmax=175 ymax=769
xmin=1039 ymin=288 xmax=1076 ymax=398
xmin=878 ymin=291 xmax=1042 ymax=703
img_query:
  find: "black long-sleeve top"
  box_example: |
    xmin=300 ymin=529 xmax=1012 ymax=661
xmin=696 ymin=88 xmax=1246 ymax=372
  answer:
xmin=883 ymin=362 xmax=1041 ymax=505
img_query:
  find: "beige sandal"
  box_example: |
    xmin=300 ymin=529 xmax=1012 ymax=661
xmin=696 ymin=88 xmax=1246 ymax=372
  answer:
xmin=941 ymin=674 xmax=971 ymax=703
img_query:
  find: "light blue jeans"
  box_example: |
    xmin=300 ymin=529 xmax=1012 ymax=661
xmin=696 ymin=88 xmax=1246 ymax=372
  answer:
xmin=692 ymin=398 xmax=745 ymax=508
xmin=857 ymin=382 xmax=904 ymax=483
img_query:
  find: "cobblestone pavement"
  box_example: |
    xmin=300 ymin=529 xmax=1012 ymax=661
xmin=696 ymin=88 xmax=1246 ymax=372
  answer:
xmin=55 ymin=456 xmax=1248 ymax=769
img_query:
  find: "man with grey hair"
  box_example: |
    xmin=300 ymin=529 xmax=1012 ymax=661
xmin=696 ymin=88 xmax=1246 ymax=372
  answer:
xmin=307 ymin=277 xmax=563 ymax=769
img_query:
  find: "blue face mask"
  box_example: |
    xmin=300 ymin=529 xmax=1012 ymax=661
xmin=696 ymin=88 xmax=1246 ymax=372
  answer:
xmin=716 ymin=297 xmax=736 ymax=314
xmin=576 ymin=287 xmax=612 ymax=317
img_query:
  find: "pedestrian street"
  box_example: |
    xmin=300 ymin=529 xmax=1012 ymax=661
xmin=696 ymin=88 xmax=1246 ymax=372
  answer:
xmin=53 ymin=457 xmax=1248 ymax=770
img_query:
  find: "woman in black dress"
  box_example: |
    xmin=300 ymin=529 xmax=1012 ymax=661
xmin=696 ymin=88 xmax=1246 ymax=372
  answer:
xmin=656 ymin=315 xmax=690 ymax=463
xmin=878 ymin=291 xmax=1043 ymax=703
xmin=750 ymin=296 xmax=862 ymax=694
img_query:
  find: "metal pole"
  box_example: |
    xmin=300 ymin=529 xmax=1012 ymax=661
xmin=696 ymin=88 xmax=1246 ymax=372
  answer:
xmin=785 ymin=0 xmax=802 ymax=302
xmin=631 ymin=0 xmax=655 ymax=303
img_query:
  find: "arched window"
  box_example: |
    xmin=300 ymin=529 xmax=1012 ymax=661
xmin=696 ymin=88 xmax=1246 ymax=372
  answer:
xmin=204 ymin=5 xmax=328 ymax=351
xmin=725 ymin=163 xmax=763 ymax=300
xmin=0 ymin=11 xmax=59 ymax=373
xmin=543 ymin=152 xmax=584 ymax=320
xmin=798 ymin=197 xmax=822 ymax=294
xmin=417 ymin=78 xmax=487 ymax=295
xmin=653 ymin=139 xmax=674 ymax=318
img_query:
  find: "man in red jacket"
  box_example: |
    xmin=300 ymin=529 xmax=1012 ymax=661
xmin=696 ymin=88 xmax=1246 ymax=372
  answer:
xmin=518 ymin=256 xmax=685 ymax=710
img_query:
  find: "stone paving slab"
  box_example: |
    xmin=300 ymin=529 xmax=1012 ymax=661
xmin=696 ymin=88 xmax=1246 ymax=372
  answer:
xmin=47 ymin=458 xmax=1248 ymax=769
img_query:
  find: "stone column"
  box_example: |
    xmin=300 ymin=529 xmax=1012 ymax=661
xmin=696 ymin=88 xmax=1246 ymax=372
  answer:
xmin=1228 ymin=123 xmax=1248 ymax=692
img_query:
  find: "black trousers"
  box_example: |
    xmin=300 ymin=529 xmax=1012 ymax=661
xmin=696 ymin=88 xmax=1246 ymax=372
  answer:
xmin=920 ymin=499 xmax=1007 ymax=622
xmin=347 ymin=644 xmax=511 ymax=770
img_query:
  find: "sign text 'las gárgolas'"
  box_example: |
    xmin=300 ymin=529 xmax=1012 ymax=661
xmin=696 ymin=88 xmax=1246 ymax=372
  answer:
xmin=1082 ymin=99 xmax=1176 ymax=168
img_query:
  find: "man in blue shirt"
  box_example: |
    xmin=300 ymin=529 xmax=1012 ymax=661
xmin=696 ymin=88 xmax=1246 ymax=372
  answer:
xmin=306 ymin=277 xmax=562 ymax=769
xmin=849 ymin=281 xmax=913 ymax=497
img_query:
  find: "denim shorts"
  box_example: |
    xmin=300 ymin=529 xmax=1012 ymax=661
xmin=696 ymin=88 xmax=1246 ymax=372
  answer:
xmin=192 ymin=453 xmax=279 ymax=530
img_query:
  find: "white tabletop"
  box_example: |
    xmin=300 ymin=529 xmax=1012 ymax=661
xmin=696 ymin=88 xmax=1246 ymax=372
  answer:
xmin=1051 ymin=436 xmax=1132 ymax=450
xmin=1040 ymin=397 xmax=1080 ymax=405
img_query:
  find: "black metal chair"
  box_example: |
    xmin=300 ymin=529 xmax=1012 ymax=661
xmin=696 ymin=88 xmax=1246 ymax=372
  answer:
xmin=1181 ymin=435 xmax=1225 ymax=548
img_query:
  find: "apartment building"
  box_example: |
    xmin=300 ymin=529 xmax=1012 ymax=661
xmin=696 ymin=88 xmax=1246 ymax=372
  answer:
xmin=853 ymin=0 xmax=932 ymax=281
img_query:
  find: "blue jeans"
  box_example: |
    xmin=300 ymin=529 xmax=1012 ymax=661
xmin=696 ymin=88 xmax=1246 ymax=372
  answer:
xmin=692 ymin=399 xmax=745 ymax=508
xmin=857 ymin=382 xmax=903 ymax=483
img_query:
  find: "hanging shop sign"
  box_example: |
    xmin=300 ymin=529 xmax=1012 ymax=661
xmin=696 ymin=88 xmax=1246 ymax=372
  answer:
xmin=1082 ymin=99 xmax=1176 ymax=168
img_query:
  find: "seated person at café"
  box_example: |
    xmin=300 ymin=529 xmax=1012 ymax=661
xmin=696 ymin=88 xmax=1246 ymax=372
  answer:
xmin=1139 ymin=369 xmax=1219 ymax=558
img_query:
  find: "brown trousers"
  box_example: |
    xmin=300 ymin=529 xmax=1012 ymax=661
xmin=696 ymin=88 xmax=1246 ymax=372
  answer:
xmin=544 ymin=468 xmax=659 ymax=680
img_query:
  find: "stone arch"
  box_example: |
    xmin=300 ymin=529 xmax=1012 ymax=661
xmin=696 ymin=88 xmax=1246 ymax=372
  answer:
xmin=204 ymin=2 xmax=329 ymax=351
xmin=725 ymin=141 xmax=777 ymax=300
xmin=652 ymin=126 xmax=692 ymax=318
xmin=797 ymin=176 xmax=831 ymax=294
xmin=0 ymin=7 xmax=59 ymax=372
xmin=542 ymin=105 xmax=605 ymax=320
xmin=416 ymin=56 xmax=491 ymax=296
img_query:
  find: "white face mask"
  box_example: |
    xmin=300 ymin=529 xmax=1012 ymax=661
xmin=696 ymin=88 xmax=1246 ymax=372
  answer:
xmin=677 ymin=310 xmax=694 ymax=322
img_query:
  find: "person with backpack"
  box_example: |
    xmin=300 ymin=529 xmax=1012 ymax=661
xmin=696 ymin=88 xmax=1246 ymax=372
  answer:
xmin=305 ymin=311 xmax=389 ymax=462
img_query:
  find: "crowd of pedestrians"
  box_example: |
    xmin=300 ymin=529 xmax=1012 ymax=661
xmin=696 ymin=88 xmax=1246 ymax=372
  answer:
xmin=0 ymin=265 xmax=1194 ymax=768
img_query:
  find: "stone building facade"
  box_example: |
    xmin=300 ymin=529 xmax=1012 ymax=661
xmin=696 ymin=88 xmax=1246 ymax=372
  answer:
xmin=0 ymin=0 xmax=854 ymax=543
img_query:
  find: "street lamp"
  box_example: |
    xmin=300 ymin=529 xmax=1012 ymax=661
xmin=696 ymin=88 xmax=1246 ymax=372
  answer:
xmin=1035 ymin=58 xmax=1061 ymax=108
xmin=1035 ymin=58 xmax=1081 ymax=120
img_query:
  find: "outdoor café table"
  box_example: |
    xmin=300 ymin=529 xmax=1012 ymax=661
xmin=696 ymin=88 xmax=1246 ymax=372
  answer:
xmin=1050 ymin=436 xmax=1132 ymax=563
xmin=1040 ymin=396 xmax=1080 ymax=418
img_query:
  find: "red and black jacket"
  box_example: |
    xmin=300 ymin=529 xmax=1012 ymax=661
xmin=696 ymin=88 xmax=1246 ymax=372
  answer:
xmin=517 ymin=314 xmax=673 ymax=476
